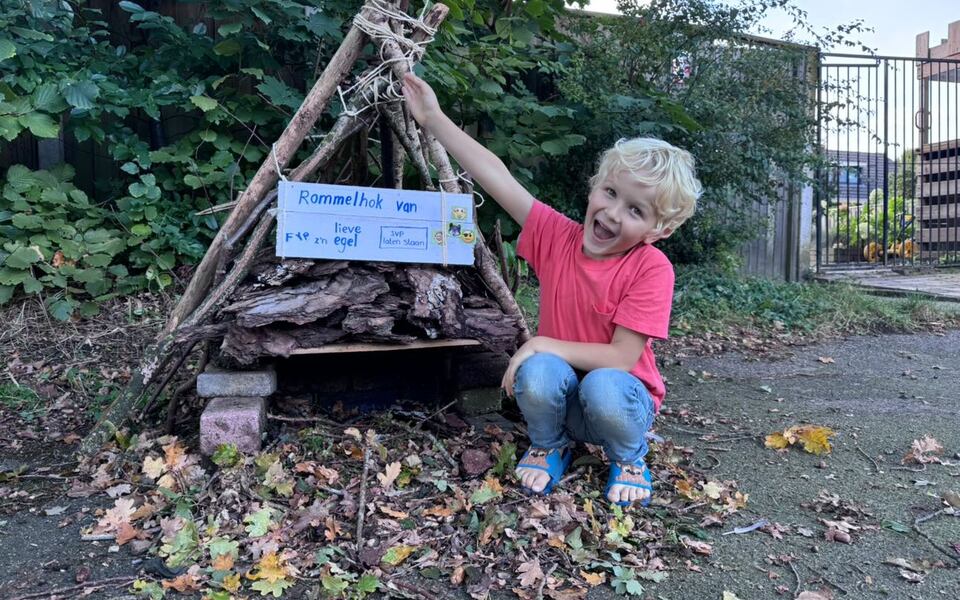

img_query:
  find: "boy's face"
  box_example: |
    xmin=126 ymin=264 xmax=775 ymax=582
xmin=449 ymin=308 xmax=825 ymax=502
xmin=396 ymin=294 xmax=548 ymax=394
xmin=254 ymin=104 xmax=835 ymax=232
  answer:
xmin=582 ymin=170 xmax=669 ymax=259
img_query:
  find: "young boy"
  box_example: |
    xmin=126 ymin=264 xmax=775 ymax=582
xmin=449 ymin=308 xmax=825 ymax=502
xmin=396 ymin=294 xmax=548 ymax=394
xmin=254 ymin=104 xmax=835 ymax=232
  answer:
xmin=402 ymin=72 xmax=701 ymax=507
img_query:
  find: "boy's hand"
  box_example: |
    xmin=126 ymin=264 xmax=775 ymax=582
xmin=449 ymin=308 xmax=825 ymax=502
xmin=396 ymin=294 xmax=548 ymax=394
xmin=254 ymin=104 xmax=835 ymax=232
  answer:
xmin=501 ymin=336 xmax=546 ymax=398
xmin=402 ymin=72 xmax=442 ymax=127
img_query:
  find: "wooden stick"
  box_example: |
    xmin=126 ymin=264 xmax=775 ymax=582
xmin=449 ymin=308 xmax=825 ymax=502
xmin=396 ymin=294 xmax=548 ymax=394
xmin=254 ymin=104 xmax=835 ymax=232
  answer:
xmin=355 ymin=443 xmax=372 ymax=558
xmin=378 ymin=103 xmax=433 ymax=188
xmin=9 ymin=576 xmax=137 ymax=600
xmin=163 ymin=1 xmax=384 ymax=334
xmin=81 ymin=211 xmax=275 ymax=454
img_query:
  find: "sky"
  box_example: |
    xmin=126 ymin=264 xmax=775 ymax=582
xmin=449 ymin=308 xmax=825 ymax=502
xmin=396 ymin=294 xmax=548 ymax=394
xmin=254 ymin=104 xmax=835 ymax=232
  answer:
xmin=582 ymin=0 xmax=959 ymax=58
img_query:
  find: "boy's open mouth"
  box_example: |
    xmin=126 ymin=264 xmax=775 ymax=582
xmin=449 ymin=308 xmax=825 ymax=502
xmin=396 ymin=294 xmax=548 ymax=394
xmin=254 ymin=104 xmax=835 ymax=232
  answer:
xmin=593 ymin=219 xmax=616 ymax=242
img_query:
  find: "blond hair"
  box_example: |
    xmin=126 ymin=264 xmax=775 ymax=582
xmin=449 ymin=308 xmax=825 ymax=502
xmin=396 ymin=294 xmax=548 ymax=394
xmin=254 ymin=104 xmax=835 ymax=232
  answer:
xmin=589 ymin=137 xmax=701 ymax=234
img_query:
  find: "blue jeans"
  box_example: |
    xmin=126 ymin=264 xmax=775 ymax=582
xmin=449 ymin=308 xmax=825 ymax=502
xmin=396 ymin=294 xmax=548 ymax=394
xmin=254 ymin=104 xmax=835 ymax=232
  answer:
xmin=513 ymin=353 xmax=656 ymax=464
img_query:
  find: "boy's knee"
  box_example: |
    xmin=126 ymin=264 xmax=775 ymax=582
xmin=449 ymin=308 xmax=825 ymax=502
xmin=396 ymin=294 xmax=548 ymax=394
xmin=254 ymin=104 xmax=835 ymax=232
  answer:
xmin=514 ymin=353 xmax=574 ymax=408
xmin=579 ymin=369 xmax=626 ymax=415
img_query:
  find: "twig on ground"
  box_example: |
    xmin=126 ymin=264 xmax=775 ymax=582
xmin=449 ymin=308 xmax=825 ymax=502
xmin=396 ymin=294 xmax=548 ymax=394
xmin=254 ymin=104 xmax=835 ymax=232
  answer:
xmin=855 ymin=446 xmax=882 ymax=473
xmin=806 ymin=565 xmax=850 ymax=595
xmin=393 ymin=419 xmax=457 ymax=469
xmin=355 ymin=442 xmax=372 ymax=559
xmin=8 ymin=576 xmax=138 ymax=600
xmin=536 ymin=564 xmax=557 ymax=600
xmin=559 ymin=466 xmax=585 ymax=486
xmin=913 ymin=510 xmax=960 ymax=565
xmin=891 ymin=464 xmax=926 ymax=472
xmin=390 ymin=578 xmax=440 ymax=600
xmin=268 ymin=413 xmax=340 ymax=427
xmin=788 ymin=558 xmax=802 ymax=596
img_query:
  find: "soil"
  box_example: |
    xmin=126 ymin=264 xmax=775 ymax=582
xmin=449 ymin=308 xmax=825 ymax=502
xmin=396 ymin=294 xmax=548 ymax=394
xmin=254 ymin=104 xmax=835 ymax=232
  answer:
xmin=1 ymin=305 xmax=959 ymax=598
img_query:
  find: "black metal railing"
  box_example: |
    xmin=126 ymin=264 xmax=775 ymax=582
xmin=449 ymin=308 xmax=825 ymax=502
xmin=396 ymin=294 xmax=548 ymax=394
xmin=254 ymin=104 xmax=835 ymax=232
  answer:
xmin=816 ymin=53 xmax=960 ymax=269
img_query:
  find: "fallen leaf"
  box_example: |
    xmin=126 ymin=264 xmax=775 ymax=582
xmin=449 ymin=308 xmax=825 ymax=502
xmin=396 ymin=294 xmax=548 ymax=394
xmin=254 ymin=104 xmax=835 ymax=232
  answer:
xmin=212 ymin=553 xmax=235 ymax=571
xmin=381 ymin=544 xmax=416 ymax=566
xmin=701 ymin=481 xmax=723 ymax=500
xmin=903 ymin=436 xmax=944 ymax=464
xmin=162 ymin=573 xmax=201 ymax=593
xmin=44 ymin=505 xmax=68 ymax=516
xmin=579 ymin=570 xmax=605 ymax=586
xmin=765 ymin=425 xmax=835 ymax=455
xmin=379 ymin=506 xmax=409 ymax=519
xmin=942 ymin=490 xmax=960 ymax=508
xmin=377 ymin=461 xmax=402 ymax=490
xmin=516 ymin=558 xmax=544 ymax=587
xmin=680 ymin=535 xmax=713 ymax=555
xmin=817 ymin=356 xmax=835 ymax=364
xmin=722 ymin=592 xmax=743 ymax=600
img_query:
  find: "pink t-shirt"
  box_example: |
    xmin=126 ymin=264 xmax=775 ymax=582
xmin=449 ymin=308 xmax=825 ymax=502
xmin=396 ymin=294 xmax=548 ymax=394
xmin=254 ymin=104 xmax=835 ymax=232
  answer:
xmin=517 ymin=200 xmax=675 ymax=410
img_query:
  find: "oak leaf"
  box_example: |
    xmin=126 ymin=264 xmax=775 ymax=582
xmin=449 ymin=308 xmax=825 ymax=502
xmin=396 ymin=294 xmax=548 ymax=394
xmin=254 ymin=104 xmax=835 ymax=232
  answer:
xmin=377 ymin=461 xmax=402 ymax=490
xmin=903 ymin=436 xmax=944 ymax=464
xmin=517 ymin=558 xmax=544 ymax=587
xmin=212 ymin=553 xmax=235 ymax=571
xmin=161 ymin=573 xmax=200 ymax=593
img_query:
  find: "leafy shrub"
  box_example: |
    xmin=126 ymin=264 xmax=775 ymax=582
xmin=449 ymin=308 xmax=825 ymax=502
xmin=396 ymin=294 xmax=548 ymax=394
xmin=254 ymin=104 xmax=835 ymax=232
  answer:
xmin=0 ymin=164 xmax=133 ymax=317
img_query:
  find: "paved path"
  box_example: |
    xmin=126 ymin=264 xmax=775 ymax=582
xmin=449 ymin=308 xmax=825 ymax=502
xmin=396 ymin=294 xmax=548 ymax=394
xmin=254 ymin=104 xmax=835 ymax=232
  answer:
xmin=815 ymin=268 xmax=960 ymax=301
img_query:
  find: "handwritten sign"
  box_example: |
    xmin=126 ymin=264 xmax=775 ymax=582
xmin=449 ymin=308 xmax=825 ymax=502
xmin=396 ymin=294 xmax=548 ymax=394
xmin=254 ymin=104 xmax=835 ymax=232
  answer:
xmin=275 ymin=181 xmax=478 ymax=265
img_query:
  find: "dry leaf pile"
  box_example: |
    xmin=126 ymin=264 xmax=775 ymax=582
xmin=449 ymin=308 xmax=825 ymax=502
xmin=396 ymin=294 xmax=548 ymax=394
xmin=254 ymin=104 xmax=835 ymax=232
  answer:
xmin=73 ymin=413 xmax=749 ymax=599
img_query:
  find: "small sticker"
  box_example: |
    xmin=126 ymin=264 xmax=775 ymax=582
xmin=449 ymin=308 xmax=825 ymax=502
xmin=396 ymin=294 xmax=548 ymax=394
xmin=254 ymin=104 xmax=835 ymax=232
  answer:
xmin=451 ymin=207 xmax=467 ymax=221
xmin=432 ymin=230 xmax=445 ymax=245
xmin=460 ymin=229 xmax=476 ymax=244
xmin=447 ymin=222 xmax=462 ymax=237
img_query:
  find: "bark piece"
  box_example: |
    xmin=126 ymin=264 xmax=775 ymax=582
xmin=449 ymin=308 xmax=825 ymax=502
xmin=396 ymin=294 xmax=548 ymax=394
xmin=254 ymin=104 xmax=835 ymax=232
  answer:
xmin=223 ymin=270 xmax=390 ymax=328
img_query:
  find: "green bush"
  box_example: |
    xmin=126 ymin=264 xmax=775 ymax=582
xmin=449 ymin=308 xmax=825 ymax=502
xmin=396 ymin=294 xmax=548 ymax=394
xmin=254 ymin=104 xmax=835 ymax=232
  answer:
xmin=0 ymin=164 xmax=136 ymax=317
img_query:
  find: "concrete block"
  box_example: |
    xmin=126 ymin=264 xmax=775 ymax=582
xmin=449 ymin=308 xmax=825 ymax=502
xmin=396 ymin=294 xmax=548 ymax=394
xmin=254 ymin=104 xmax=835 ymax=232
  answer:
xmin=455 ymin=387 xmax=502 ymax=416
xmin=197 ymin=366 xmax=276 ymax=398
xmin=200 ymin=396 xmax=266 ymax=456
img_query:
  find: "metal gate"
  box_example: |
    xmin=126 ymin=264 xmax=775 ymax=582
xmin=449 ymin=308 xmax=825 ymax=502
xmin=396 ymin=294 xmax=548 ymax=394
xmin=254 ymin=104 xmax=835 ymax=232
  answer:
xmin=816 ymin=53 xmax=960 ymax=270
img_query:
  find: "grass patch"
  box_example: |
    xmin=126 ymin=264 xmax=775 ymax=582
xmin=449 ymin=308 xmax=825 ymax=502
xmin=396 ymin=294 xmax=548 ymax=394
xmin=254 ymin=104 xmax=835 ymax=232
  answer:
xmin=0 ymin=382 xmax=44 ymax=421
xmin=672 ymin=266 xmax=960 ymax=336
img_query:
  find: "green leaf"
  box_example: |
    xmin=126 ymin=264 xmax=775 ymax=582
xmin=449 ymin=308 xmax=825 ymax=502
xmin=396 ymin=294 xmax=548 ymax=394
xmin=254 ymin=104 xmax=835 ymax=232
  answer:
xmin=0 ymin=285 xmax=14 ymax=304
xmin=118 ymin=1 xmax=144 ymax=13
xmin=244 ymin=508 xmax=274 ymax=537
xmin=17 ymin=113 xmax=59 ymax=138
xmin=131 ymin=224 xmax=152 ymax=237
xmin=251 ymin=6 xmax=272 ymax=24
xmin=218 ymin=23 xmax=243 ymax=36
xmin=0 ymin=39 xmax=15 ymax=62
xmin=128 ymin=182 xmax=147 ymax=197
xmin=256 ymin=76 xmax=303 ymax=110
xmin=5 ymin=246 xmax=43 ymax=268
xmin=22 ymin=275 xmax=42 ymax=294
xmin=32 ymin=84 xmax=67 ymax=113
xmin=357 ymin=574 xmax=379 ymax=593
xmin=62 ymin=81 xmax=100 ymax=110
xmin=12 ymin=213 xmax=43 ymax=230
xmin=469 ymin=480 xmax=503 ymax=505
xmin=120 ymin=162 xmax=139 ymax=175
xmin=83 ymin=254 xmax=112 ymax=267
xmin=0 ymin=268 xmax=27 ymax=285
xmin=213 ymin=39 xmax=242 ymax=56
xmin=190 ymin=95 xmax=219 ymax=112
xmin=211 ymin=443 xmax=240 ymax=468
xmin=47 ymin=297 xmax=76 ymax=321
xmin=207 ymin=536 xmax=240 ymax=560
xmin=251 ymin=579 xmax=293 ymax=597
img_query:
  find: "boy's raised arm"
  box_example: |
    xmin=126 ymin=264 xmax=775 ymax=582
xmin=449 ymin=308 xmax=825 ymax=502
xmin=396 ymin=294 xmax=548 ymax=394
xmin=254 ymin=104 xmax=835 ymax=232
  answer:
xmin=402 ymin=73 xmax=535 ymax=226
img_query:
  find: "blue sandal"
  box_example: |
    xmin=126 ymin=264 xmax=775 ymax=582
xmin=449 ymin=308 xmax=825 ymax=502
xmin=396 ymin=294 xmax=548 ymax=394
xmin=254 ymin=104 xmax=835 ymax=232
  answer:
xmin=606 ymin=459 xmax=653 ymax=507
xmin=516 ymin=447 xmax=572 ymax=495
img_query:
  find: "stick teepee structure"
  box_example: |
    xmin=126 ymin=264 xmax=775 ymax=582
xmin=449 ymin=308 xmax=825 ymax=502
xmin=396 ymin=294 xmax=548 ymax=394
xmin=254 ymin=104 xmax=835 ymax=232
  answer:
xmin=81 ymin=0 xmax=530 ymax=454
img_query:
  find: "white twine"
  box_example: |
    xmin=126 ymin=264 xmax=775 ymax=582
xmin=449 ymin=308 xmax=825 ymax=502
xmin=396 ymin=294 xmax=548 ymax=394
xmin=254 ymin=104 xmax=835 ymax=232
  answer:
xmin=440 ymin=184 xmax=448 ymax=267
xmin=439 ymin=172 xmax=485 ymax=208
xmin=335 ymin=0 xmax=437 ymax=118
